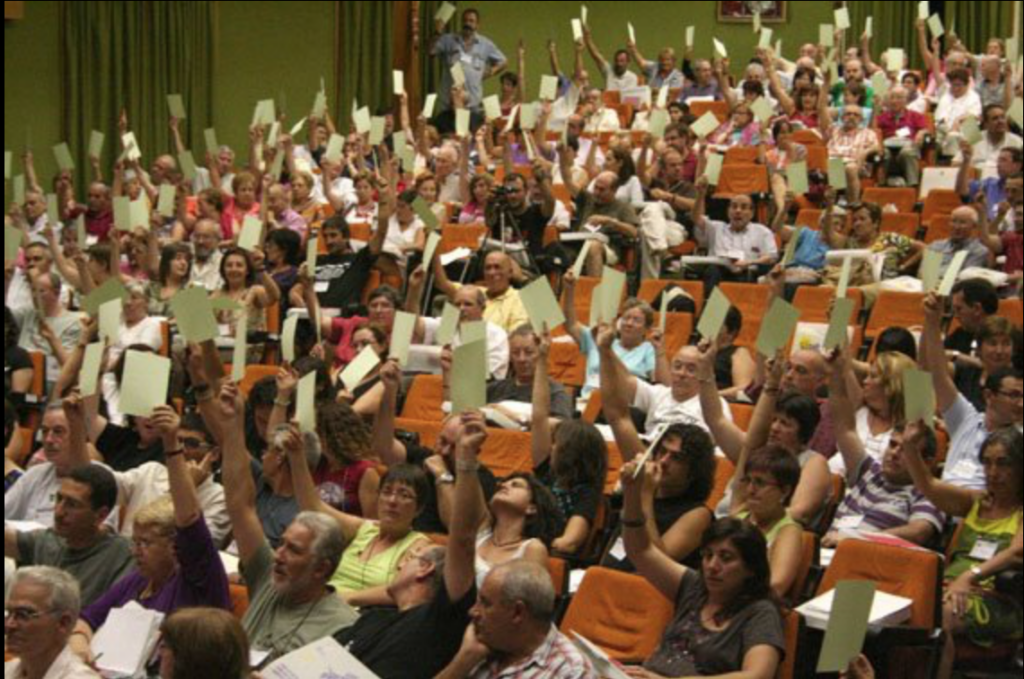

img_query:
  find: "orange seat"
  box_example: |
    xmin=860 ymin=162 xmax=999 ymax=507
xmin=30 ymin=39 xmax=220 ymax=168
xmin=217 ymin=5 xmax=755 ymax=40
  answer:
xmin=400 ymin=375 xmax=446 ymax=421
xmin=794 ymin=209 xmax=823 ymax=229
xmin=236 ymin=365 xmax=279 ymax=398
xmin=548 ymin=557 xmax=568 ymax=598
xmin=791 ymin=286 xmax=864 ymax=324
xmin=27 ymin=351 xmax=46 ymax=403
xmin=560 ymin=567 xmax=675 ymax=663
xmin=714 ymin=164 xmax=770 ymax=200
xmin=923 ymin=214 xmax=954 ymax=244
xmin=551 ymin=183 xmax=574 ymax=209
xmin=637 ymin=280 xmax=704 ymax=316
xmin=997 ymin=298 xmax=1022 ymax=328
xmin=791 ymin=129 xmax=825 ymax=147
xmin=880 ymin=212 xmax=921 ymax=239
xmin=581 ymin=391 xmax=603 ymax=424
xmin=229 ymin=583 xmax=250 ymax=620
xmin=348 ymin=222 xmax=373 ymax=243
xmin=776 ymin=611 xmax=807 ymax=679
xmin=706 ymin=457 xmax=736 ymax=511
xmin=439 ymin=224 xmax=488 ymax=254
xmin=562 ymin=276 xmax=603 ymax=325
xmin=789 ymin=532 xmax=820 ymax=604
xmin=724 ymin=146 xmax=759 ymax=165
xmin=689 ymin=99 xmax=730 ymax=123
xmin=920 ymin=189 xmax=962 ymax=228
xmin=864 ymin=291 xmax=926 ymax=337
xmin=805 ymin=145 xmax=829 ymax=174
xmin=718 ymin=283 xmax=772 ymax=349
xmin=657 ymin=313 xmax=694 ymax=358
xmin=729 ymin=402 xmax=754 ymax=431
xmin=548 ymin=341 xmax=586 ymax=389
xmin=862 ymin=187 xmax=918 ymax=214
xmin=602 ymin=90 xmax=622 ymax=107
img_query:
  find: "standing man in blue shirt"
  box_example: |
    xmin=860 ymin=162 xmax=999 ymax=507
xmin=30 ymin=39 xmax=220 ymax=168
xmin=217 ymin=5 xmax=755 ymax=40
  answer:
xmin=431 ymin=8 xmax=507 ymax=130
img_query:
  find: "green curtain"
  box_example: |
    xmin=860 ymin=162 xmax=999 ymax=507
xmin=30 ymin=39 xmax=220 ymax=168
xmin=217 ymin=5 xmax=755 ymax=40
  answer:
xmin=945 ymin=1 xmax=1016 ymax=54
xmin=418 ymin=0 xmax=445 ymax=106
xmin=336 ymin=2 xmax=393 ymax=131
xmin=60 ymin=1 xmax=214 ymax=182
xmin=848 ymin=1 xmax=926 ymax=70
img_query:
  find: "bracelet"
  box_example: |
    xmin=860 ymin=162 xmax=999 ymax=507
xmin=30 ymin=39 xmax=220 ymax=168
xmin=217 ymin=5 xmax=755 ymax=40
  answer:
xmin=274 ymin=396 xmax=292 ymax=408
xmin=455 ymin=461 xmax=479 ymax=474
xmin=621 ymin=517 xmax=647 ymax=529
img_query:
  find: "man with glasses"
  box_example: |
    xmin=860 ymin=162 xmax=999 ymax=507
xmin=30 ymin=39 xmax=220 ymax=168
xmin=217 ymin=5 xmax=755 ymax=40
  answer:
xmin=5 ymin=566 xmax=99 ymax=678
xmin=4 ymin=465 xmax=133 ymax=607
xmin=922 ymin=293 xmax=1024 ymax=491
xmin=825 ymin=104 xmax=881 ymax=205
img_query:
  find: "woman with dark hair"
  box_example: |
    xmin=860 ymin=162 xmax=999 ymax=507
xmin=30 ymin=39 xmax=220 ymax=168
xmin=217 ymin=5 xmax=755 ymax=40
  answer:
xmin=158 ymin=608 xmax=250 ymax=679
xmin=953 ymin=316 xmax=1017 ymax=411
xmin=319 ymin=285 xmax=405 ymax=372
xmin=3 ymin=306 xmax=34 ymax=403
xmin=712 ymin=307 xmax=756 ymax=401
xmin=211 ymin=247 xmax=280 ymax=363
xmin=147 ymin=243 xmax=192 ymax=317
xmin=474 ymin=472 xmax=562 ymax=588
xmin=623 ymin=462 xmax=785 ymax=679
xmin=901 ymin=425 xmax=1023 ymax=679
xmin=603 ymin=423 xmax=718 ymax=572
xmin=588 ymin=147 xmax=645 ymax=209
xmin=337 ymin=322 xmax=390 ymax=417
xmin=264 ymin=228 xmax=302 ymax=312
xmin=822 ymin=201 xmax=924 ymax=290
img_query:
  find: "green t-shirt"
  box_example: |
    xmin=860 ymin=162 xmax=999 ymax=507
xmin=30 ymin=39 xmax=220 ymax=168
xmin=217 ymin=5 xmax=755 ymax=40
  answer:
xmin=16 ymin=529 xmax=134 ymax=607
xmin=241 ymin=541 xmax=359 ymax=664
xmin=330 ymin=522 xmax=425 ymax=596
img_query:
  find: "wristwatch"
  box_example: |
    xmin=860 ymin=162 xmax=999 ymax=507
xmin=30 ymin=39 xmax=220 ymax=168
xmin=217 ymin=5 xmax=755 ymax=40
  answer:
xmin=436 ymin=472 xmax=455 ymax=486
xmin=970 ymin=565 xmax=984 ymax=582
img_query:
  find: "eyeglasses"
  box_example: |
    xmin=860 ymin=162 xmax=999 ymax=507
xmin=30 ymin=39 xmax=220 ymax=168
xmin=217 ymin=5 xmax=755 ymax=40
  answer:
xmin=995 ymin=390 xmax=1024 ymax=401
xmin=380 ymin=488 xmax=418 ymax=503
xmin=179 ymin=437 xmax=210 ymax=450
xmin=740 ymin=476 xmax=779 ymax=491
xmin=131 ymin=533 xmax=173 ymax=551
xmin=4 ymin=607 xmax=56 ymax=624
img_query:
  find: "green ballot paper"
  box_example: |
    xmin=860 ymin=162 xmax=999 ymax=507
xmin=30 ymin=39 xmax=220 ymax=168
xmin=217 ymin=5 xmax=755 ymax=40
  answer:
xmin=82 ymin=278 xmax=128 ymax=316
xmin=238 ymin=216 xmax=263 ymax=252
xmin=231 ymin=315 xmax=248 ymax=384
xmin=98 ymin=298 xmax=122 ymax=344
xmin=89 ymin=131 xmax=105 ymax=160
xmin=750 ymin=97 xmax=773 ymax=125
xmin=412 ymin=197 xmax=441 ymax=231
xmin=836 ymin=256 xmax=854 ymax=299
xmin=938 ymin=250 xmax=969 ymax=296
xmin=451 ymin=340 xmax=487 ymax=414
xmin=282 ymin=315 xmax=299 ymax=364
xmin=167 ymin=94 xmax=187 ymax=120
xmin=170 ymin=288 xmax=220 ymax=343
xmin=828 ymin=157 xmax=848 ymax=190
xmin=690 ymin=111 xmax=721 ymax=139
xmin=755 ymin=298 xmax=802 ymax=358
xmin=390 ymin=311 xmax=417 ymax=367
xmin=461 ymin=320 xmax=488 ymax=347
xmin=572 ymin=241 xmax=592 ymax=278
xmin=824 ymin=297 xmax=856 ymax=351
xmin=79 ymin=342 xmax=105 ymax=398
xmin=520 ymin=277 xmax=566 ymax=334
xmin=904 ymin=368 xmax=937 ymax=428
xmin=296 ymin=372 xmax=317 ymax=433
xmin=540 ymin=75 xmax=559 ymax=101
xmin=697 ymin=288 xmax=732 ymax=341
xmin=53 ymin=143 xmax=75 ymax=172
xmin=4 ymin=225 xmax=23 ymax=263
xmin=960 ymin=116 xmax=983 ymax=146
xmin=204 ymin=128 xmax=219 ymax=156
xmin=591 ymin=267 xmax=626 ymax=326
xmin=178 ymin=151 xmax=197 ymax=183
xmin=437 ymin=303 xmax=461 ymax=346
xmin=817 ymin=581 xmax=877 ymax=674
xmin=919 ymin=248 xmax=944 ymax=292
xmin=120 ymin=351 xmax=171 ymax=418
xmin=780 ymin=227 xmax=804 ymax=268
xmin=341 ymin=345 xmax=381 ymax=391
xmin=786 ymin=161 xmax=810 ymax=196
xmin=157 ymin=184 xmax=177 ymax=219
xmin=421 ymin=231 xmax=442 ymax=273
xmin=306 ymin=237 xmax=319 ymax=276
xmin=704 ymin=153 xmax=725 ymax=186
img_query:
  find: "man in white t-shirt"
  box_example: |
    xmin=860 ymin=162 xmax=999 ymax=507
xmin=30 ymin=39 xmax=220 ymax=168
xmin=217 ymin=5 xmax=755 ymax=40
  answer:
xmin=581 ymin=26 xmax=638 ymax=93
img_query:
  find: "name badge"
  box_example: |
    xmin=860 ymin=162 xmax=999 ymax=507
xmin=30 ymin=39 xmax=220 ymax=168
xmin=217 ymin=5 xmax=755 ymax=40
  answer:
xmin=609 ymin=537 xmax=627 ymax=562
xmin=460 ymin=53 xmax=474 ymax=66
xmin=968 ymin=539 xmax=1000 ymax=562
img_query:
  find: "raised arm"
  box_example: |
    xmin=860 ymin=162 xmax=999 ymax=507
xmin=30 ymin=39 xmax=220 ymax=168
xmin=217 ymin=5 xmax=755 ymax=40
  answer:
xmin=900 ymin=422 xmax=979 ymax=517
xmin=695 ymin=340 xmax=746 ymax=462
xmin=582 ymin=24 xmax=609 ymax=75
xmin=920 ymin=293 xmax=959 ymax=413
xmin=559 ymin=271 xmax=584 ymax=345
xmin=596 ymin=324 xmax=645 ymax=460
xmin=827 ymin=347 xmax=867 ymax=483
xmin=622 ymin=461 xmax=686 ymax=602
xmin=762 ymin=48 xmax=796 ymax=116
xmin=152 ymin=406 xmax=202 ymax=527
xmin=372 ymin=359 xmax=410 ymax=466
xmin=445 ymin=412 xmax=488 ymax=603
xmin=530 ymin=328 xmax=555 ymax=469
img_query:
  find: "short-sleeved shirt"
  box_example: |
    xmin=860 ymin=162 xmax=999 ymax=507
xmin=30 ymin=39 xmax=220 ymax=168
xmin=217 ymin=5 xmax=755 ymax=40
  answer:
xmin=699 ymin=220 xmax=778 ymax=264
xmin=642 ymin=63 xmax=685 ymax=90
xmin=578 ymin=329 xmax=656 ymax=397
xmin=632 ymin=381 xmax=732 ymax=437
xmin=435 ymin=33 xmax=507 ymax=111
xmin=241 ymin=541 xmax=359 ymax=664
xmin=941 ymin=395 xmax=990 ymax=491
xmin=869 ymin=232 xmax=916 ymax=280
xmin=832 ymin=457 xmax=945 ymax=536
xmin=966 ymin=177 xmax=1007 ymax=218
xmin=80 ymin=517 xmax=230 ymax=630
xmin=330 ymin=522 xmax=425 ymax=596
xmin=602 ymin=64 xmax=639 ymax=92
xmin=486 ymin=378 xmax=574 ymax=421
xmin=1000 ymin=230 xmax=1023 ymax=274
xmin=487 ymin=203 xmax=550 ymax=258
xmin=406 ymin=445 xmax=498 ymax=535
xmin=874 ymin=109 xmax=929 ymax=141
xmin=337 ymin=582 xmax=477 ymax=679
xmin=469 ymin=625 xmax=597 ymax=679
xmin=16 ymin=529 xmax=134 ymax=607
xmin=4 ymin=462 xmax=118 ymax=530
xmin=95 ymin=423 xmax=165 ymax=472
xmin=313 ymin=249 xmax=376 ymax=310
xmin=4 ymin=345 xmax=32 ymax=399
xmin=250 ymin=459 xmax=299 ymax=548
xmin=483 ymin=288 xmax=530 ymax=335
xmin=313 ymin=457 xmax=376 ymax=517
xmin=928 ymin=239 xmax=991 ymax=279
xmin=645 ymin=570 xmax=785 ymax=677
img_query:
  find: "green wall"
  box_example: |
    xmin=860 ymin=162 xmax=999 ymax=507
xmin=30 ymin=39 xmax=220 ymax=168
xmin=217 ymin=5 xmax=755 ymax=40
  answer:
xmin=469 ymin=1 xmax=836 ymax=98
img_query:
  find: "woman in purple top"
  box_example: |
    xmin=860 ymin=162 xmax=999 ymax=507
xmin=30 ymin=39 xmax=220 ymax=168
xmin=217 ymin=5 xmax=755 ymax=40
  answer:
xmin=67 ymin=406 xmax=231 ymax=663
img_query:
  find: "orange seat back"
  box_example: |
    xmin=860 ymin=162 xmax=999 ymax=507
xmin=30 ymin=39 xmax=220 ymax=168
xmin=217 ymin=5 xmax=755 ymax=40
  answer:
xmin=560 ymin=567 xmax=675 ymax=663
xmin=880 ymin=212 xmax=921 ymax=239
xmin=439 ymin=224 xmax=488 ymax=254
xmin=791 ymin=129 xmax=825 ymax=147
xmin=805 ymin=145 xmax=829 ymax=173
xmin=27 ymin=351 xmax=46 ymax=400
xmin=789 ymin=532 xmax=819 ymax=604
xmin=690 ymin=99 xmax=730 ymax=124
xmin=657 ymin=313 xmax=694 ymax=358
xmin=923 ymin=214 xmax=955 ymax=244
xmin=862 ymin=187 xmax=918 ymax=214
xmin=865 ymin=291 xmax=926 ymax=337
xmin=921 ymin=189 xmax=962 ymax=227
xmin=791 ymin=286 xmax=864 ymax=324
xmin=237 ymin=365 xmax=279 ymax=398
xmin=714 ymin=164 xmax=769 ymax=199
xmin=548 ymin=557 xmax=568 ymax=598
xmin=400 ymin=375 xmax=447 ymax=421
xmin=229 ymin=583 xmax=250 ymax=620
xmin=563 ymin=276 xmax=602 ymax=324
xmin=719 ymin=283 xmax=772 ymax=349
xmin=729 ymin=402 xmax=755 ymax=431
xmin=998 ymin=298 xmax=1022 ymax=328
xmin=724 ymin=147 xmax=759 ymax=165
xmin=581 ymin=390 xmax=603 ymax=424
xmin=706 ymin=457 xmax=736 ymax=511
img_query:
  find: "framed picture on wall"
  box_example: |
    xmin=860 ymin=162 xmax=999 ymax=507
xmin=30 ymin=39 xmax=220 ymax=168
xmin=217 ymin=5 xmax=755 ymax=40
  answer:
xmin=717 ymin=1 xmax=787 ymax=23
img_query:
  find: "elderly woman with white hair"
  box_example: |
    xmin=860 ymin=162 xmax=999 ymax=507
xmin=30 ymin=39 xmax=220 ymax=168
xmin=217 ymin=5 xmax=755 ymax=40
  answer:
xmin=5 ymin=566 xmax=99 ymax=679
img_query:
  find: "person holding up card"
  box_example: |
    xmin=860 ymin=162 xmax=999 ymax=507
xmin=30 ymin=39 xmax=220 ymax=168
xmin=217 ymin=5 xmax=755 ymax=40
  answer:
xmin=977 ymin=194 xmax=1024 ymax=285
xmin=933 ymin=68 xmax=983 ymax=156
xmin=60 ymin=178 xmax=115 ymax=243
xmin=433 ymin=251 xmax=529 ymax=336
xmin=681 ymin=58 xmax=725 ymax=102
xmin=625 ymin=36 xmax=684 ymax=91
xmin=822 ymin=71 xmax=882 ymax=205
xmin=210 ymin=247 xmax=280 ymax=364
xmin=820 ymin=200 xmax=925 ymax=290
xmin=956 ymin=142 xmax=1023 ymax=220
xmin=430 ymin=7 xmax=507 ymax=120
xmin=705 ymin=99 xmax=765 ymax=150
xmin=620 ymin=464 xmax=785 ymax=679
xmin=8 ymin=266 xmax=85 ymax=379
xmin=581 ymin=23 xmax=639 ymax=93
xmin=953 ymin=78 xmax=1022 ymax=174
xmin=873 ymin=85 xmax=931 ymax=187
xmin=485 ymin=325 xmax=574 ymax=420
xmin=898 ymin=421 xmax=1022 ymax=679
xmin=924 ymin=206 xmax=991 ymax=283
xmin=691 ymin=175 xmax=779 ymax=296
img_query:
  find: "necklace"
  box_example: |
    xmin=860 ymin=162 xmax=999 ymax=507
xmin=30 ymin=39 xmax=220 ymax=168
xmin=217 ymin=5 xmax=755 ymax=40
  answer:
xmin=490 ymin=534 xmax=525 ymax=549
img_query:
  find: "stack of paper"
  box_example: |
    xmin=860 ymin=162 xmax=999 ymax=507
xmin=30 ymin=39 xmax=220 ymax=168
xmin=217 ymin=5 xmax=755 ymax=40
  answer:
xmin=797 ymin=588 xmax=913 ymax=631
xmin=263 ymin=637 xmax=380 ymax=678
xmin=91 ymin=603 xmax=165 ymax=677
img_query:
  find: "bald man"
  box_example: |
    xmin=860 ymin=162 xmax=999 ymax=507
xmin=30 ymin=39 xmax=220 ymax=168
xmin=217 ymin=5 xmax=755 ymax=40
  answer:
xmin=559 ymin=160 xmax=640 ymax=277
xmin=926 ymin=206 xmax=991 ymax=278
xmin=65 ymin=182 xmax=114 ymax=242
xmin=434 ymin=252 xmax=529 ymax=335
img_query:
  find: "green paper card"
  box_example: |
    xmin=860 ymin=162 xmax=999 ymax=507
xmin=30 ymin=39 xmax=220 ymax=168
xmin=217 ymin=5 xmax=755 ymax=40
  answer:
xmin=437 ymin=303 xmax=461 ymax=346
xmin=824 ymin=297 xmax=856 ymax=351
xmin=82 ymin=278 xmax=128 ymax=316
xmin=306 ymin=237 xmax=319 ymax=276
xmin=296 ymin=371 xmax=317 ymax=433
xmin=750 ymin=97 xmax=773 ymax=124
xmin=752 ymin=11 xmax=761 ymax=33
xmin=436 ymin=1 xmax=456 ymax=25
xmin=252 ymin=99 xmax=277 ymax=127
xmin=686 ymin=26 xmax=695 ymax=49
xmin=828 ymin=157 xmax=848 ymax=190
xmin=755 ymin=298 xmax=802 ymax=358
xmin=393 ymin=70 xmax=405 ymax=97
xmin=120 ymin=351 xmax=171 ymax=418
xmin=282 ymin=315 xmax=299 ymax=363
xmin=421 ymin=231 xmax=442 ymax=272
xmin=423 ymin=93 xmax=438 ymax=119
xmin=836 ymin=256 xmax=854 ymax=299
xmin=75 ymin=215 xmax=86 ymax=249
xmin=311 ymin=91 xmax=328 ymax=119
xmin=596 ymin=267 xmax=626 ymax=325
xmin=835 ymin=7 xmax=851 ymax=31
xmin=866 ymin=16 xmax=874 ymax=39
xmin=204 ymin=128 xmax=219 ymax=156
xmin=960 ymin=116 xmax=983 ymax=146
xmin=4 ymin=224 xmax=23 ymax=263
xmin=412 ymin=197 xmax=441 ymax=231
xmin=231 ymin=314 xmax=248 ymax=383
xmin=820 ymin=24 xmax=834 ymax=48
xmin=461 ymin=320 xmax=488 ymax=347
xmin=520 ymin=277 xmax=566 ymax=334
xmin=13 ymin=175 xmax=25 ymax=207
xmin=4 ymin=151 xmax=10 ymax=180
xmin=53 ymin=143 xmax=75 ymax=172
xmin=390 ymin=311 xmax=417 ymax=367
xmin=918 ymin=1 xmax=929 ymax=20
xmin=540 ymin=75 xmax=559 ymax=101
xmin=758 ymin=27 xmax=773 ymax=50
xmin=691 ymin=111 xmax=721 ymax=139
xmin=781 ymin=227 xmax=804 ymax=268
xmin=46 ymin=194 xmax=60 ymax=226
xmin=353 ymin=107 xmax=372 ymax=135
xmin=927 ymin=14 xmax=945 ymax=39
xmin=369 ymin=117 xmax=387 ymax=147
xmin=211 ymin=298 xmax=242 ymax=313
xmin=938 ymin=250 xmax=968 ymax=296
xmin=79 ymin=342 xmax=104 ymax=398
xmin=1009 ymin=98 xmax=1024 ymax=129
xmin=451 ymin=340 xmax=487 ymax=414
xmin=325 ymin=134 xmax=345 ymax=164
xmin=697 ymin=287 xmax=732 ymax=340
xmin=519 ymin=101 xmax=538 ymax=131
xmin=455 ymin=109 xmax=471 ymax=138
xmin=919 ymin=248 xmax=943 ymax=292
xmin=98 ymin=298 xmax=122 ymax=343
xmin=787 ymin=161 xmax=810 ymax=196
xmin=170 ymin=287 xmax=219 ymax=343
xmin=178 ymin=151 xmax=197 ymax=182
xmin=167 ymin=94 xmax=187 ymax=120
xmin=628 ymin=22 xmax=636 ymax=44
xmin=648 ymin=110 xmax=670 ymax=139
xmin=238 ymin=216 xmax=263 ymax=252
xmin=572 ymin=241 xmax=592 ymax=278
xmin=450 ymin=62 xmax=467 ymax=88
xmin=483 ymin=95 xmax=502 ymax=121
xmin=129 ymin=198 xmax=149 ymax=232
xmin=713 ymin=38 xmax=728 ymax=59
xmin=341 ymin=345 xmax=381 ymax=391
xmin=157 ymin=184 xmax=177 ymax=219
xmin=886 ymin=49 xmax=905 ymax=73
xmin=817 ymin=580 xmax=877 ymax=674
xmin=704 ymin=153 xmax=725 ymax=186
xmin=904 ymin=368 xmax=937 ymax=428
